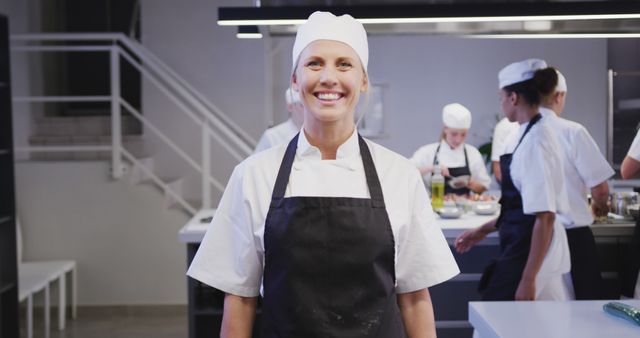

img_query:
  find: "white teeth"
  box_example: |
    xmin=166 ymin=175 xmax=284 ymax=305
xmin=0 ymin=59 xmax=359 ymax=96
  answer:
xmin=317 ymin=93 xmax=340 ymax=100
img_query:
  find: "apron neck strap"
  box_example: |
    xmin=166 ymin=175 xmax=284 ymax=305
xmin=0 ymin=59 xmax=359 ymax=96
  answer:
xmin=270 ymin=133 xmax=385 ymax=205
xmin=433 ymin=142 xmax=469 ymax=169
xmin=513 ymin=113 xmax=542 ymax=153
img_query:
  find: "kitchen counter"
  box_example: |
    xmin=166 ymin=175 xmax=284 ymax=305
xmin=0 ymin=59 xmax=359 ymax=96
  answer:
xmin=178 ymin=209 xmax=635 ymax=243
xmin=469 ymin=300 xmax=640 ymax=338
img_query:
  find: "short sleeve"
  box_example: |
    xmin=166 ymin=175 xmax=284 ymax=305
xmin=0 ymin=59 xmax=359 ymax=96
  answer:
xmin=628 ymin=130 xmax=640 ymax=160
xmin=572 ymin=127 xmax=614 ymax=188
xmin=395 ymin=171 xmax=459 ymax=293
xmin=512 ymin=128 xmax=562 ymax=215
xmin=187 ymin=163 xmax=263 ymax=297
xmin=467 ymin=146 xmax=492 ymax=189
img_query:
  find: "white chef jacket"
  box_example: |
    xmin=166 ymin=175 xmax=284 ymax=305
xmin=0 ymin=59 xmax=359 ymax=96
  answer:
xmin=626 ymin=129 xmax=640 ymax=299
xmin=628 ymin=129 xmax=640 ymax=160
xmin=539 ymin=107 xmax=614 ymax=228
xmin=410 ymin=140 xmax=492 ymax=189
xmin=491 ymin=117 xmax=519 ymax=162
xmin=253 ymin=118 xmax=299 ymax=153
xmin=188 ymin=129 xmax=460 ymax=297
xmin=503 ymin=113 xmax=573 ymax=300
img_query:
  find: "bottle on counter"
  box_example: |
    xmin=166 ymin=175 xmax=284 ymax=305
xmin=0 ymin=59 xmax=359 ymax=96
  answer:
xmin=431 ymin=165 xmax=445 ymax=210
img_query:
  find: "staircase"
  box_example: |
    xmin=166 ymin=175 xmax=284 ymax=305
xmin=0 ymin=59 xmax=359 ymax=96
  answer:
xmin=11 ymin=33 xmax=256 ymax=216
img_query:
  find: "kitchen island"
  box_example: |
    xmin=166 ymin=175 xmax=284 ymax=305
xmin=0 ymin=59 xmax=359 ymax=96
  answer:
xmin=179 ymin=209 xmax=635 ymax=338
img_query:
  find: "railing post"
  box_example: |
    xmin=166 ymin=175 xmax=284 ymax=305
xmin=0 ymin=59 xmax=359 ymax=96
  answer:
xmin=111 ymin=46 xmax=123 ymax=179
xmin=202 ymin=120 xmax=212 ymax=209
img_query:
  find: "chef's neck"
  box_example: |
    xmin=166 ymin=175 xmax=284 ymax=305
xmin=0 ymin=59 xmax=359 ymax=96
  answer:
xmin=303 ymin=121 xmax=355 ymax=160
xmin=514 ymin=105 xmax=540 ymax=124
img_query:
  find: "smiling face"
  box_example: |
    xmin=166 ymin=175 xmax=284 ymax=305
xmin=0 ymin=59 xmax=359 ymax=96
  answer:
xmin=292 ymin=40 xmax=368 ymax=128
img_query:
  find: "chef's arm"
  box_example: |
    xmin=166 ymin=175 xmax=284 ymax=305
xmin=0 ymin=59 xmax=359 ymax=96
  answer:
xmin=621 ymin=155 xmax=640 ymax=179
xmin=590 ymin=181 xmax=610 ymax=218
xmin=467 ymin=180 xmax=487 ymax=194
xmin=221 ymin=294 xmax=258 ymax=338
xmin=397 ymin=288 xmax=436 ymax=338
xmin=517 ymin=212 xmax=555 ymax=301
xmin=492 ymin=161 xmax=502 ymax=182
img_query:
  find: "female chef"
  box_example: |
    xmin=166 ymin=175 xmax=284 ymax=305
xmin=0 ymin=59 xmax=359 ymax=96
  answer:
xmin=538 ymin=69 xmax=614 ymax=300
xmin=410 ymin=103 xmax=491 ymax=195
xmin=454 ymin=59 xmax=572 ymax=301
xmin=187 ymin=11 xmax=459 ymax=338
xmin=621 ymin=129 xmax=640 ymax=299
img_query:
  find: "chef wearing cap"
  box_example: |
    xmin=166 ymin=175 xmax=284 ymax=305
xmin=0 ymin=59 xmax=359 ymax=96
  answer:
xmin=491 ymin=117 xmax=518 ymax=183
xmin=188 ymin=11 xmax=459 ymax=338
xmin=455 ymin=59 xmax=572 ymax=301
xmin=621 ymin=130 xmax=640 ymax=299
xmin=410 ymin=103 xmax=491 ymax=195
xmin=254 ymin=87 xmax=304 ymax=153
xmin=538 ymin=68 xmax=614 ymax=300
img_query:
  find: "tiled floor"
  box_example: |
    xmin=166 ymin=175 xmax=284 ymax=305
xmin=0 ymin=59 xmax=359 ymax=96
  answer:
xmin=19 ymin=305 xmax=188 ymax=338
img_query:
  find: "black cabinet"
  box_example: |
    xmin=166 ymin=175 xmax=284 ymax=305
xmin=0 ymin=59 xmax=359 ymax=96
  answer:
xmin=0 ymin=13 xmax=18 ymax=338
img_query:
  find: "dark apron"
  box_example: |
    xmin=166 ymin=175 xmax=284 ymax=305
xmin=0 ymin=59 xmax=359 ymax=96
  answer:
xmin=621 ymin=218 xmax=640 ymax=298
xmin=566 ymin=226 xmax=604 ymax=299
xmin=261 ymin=133 xmax=406 ymax=338
xmin=479 ymin=114 xmax=541 ymax=301
xmin=432 ymin=143 xmax=471 ymax=195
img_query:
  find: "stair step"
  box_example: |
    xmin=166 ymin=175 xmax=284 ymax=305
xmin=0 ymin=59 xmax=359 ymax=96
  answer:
xmin=28 ymin=135 xmax=147 ymax=161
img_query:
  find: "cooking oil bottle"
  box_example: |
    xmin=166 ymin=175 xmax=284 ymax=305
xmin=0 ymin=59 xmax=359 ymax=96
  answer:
xmin=431 ymin=166 xmax=445 ymax=210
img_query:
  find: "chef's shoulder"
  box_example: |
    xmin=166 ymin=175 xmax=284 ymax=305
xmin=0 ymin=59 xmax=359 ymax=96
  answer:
xmin=231 ymin=144 xmax=287 ymax=191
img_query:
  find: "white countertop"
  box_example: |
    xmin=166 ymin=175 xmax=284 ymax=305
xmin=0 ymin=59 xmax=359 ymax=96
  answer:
xmin=469 ymin=300 xmax=640 ymax=338
xmin=178 ymin=209 xmax=635 ymax=243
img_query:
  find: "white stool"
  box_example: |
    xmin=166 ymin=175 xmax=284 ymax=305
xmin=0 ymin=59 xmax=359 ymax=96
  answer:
xmin=18 ymin=261 xmax=77 ymax=338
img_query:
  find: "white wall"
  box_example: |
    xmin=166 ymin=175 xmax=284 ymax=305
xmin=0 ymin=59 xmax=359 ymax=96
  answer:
xmin=15 ymin=161 xmax=189 ymax=305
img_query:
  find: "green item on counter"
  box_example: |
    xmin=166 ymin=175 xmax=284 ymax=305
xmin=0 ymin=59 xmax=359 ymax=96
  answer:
xmin=603 ymin=301 xmax=640 ymax=326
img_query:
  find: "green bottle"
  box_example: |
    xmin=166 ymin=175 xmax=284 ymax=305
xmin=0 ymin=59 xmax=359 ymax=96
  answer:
xmin=431 ymin=166 xmax=445 ymax=210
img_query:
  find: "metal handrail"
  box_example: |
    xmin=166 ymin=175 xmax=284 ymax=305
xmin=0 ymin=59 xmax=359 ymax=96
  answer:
xmin=11 ymin=33 xmax=255 ymax=156
xmin=9 ymin=32 xmax=253 ymax=213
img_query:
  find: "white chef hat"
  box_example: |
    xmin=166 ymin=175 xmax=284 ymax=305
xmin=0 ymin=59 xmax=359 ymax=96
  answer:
xmin=285 ymin=87 xmax=300 ymax=105
xmin=498 ymin=58 xmax=548 ymax=89
xmin=442 ymin=103 xmax=472 ymax=129
xmin=291 ymin=11 xmax=368 ymax=73
xmin=555 ymin=69 xmax=567 ymax=93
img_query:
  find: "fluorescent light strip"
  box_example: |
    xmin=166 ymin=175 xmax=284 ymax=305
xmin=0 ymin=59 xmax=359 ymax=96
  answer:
xmin=467 ymin=33 xmax=640 ymax=39
xmin=218 ymin=13 xmax=640 ymax=26
xmin=236 ymin=32 xmax=263 ymax=39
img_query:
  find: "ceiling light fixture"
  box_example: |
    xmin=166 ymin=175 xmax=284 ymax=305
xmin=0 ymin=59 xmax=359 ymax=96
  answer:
xmin=236 ymin=25 xmax=263 ymax=39
xmin=218 ymin=2 xmax=640 ymax=26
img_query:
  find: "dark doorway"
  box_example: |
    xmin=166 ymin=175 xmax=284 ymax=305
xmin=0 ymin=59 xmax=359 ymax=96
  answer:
xmin=43 ymin=0 xmax=141 ymax=117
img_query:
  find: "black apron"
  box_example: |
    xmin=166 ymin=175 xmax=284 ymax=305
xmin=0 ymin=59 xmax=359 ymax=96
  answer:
xmin=261 ymin=133 xmax=406 ymax=338
xmin=432 ymin=143 xmax=471 ymax=195
xmin=479 ymin=114 xmax=542 ymax=301
xmin=566 ymin=226 xmax=604 ymax=299
xmin=621 ymin=218 xmax=640 ymax=298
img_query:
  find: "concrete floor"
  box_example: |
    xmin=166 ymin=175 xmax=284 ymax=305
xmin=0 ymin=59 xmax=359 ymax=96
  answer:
xmin=19 ymin=305 xmax=188 ymax=338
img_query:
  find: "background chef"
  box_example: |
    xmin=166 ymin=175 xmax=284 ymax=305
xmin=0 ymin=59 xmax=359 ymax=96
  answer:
xmin=410 ymin=103 xmax=491 ymax=195
xmin=253 ymin=87 xmax=304 ymax=153
xmin=538 ymin=68 xmax=614 ymax=300
xmin=621 ymin=128 xmax=640 ymax=299
xmin=454 ymin=59 xmax=572 ymax=301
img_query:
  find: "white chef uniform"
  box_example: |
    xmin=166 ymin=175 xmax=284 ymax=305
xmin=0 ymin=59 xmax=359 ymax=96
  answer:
xmin=410 ymin=142 xmax=491 ymax=189
xmin=188 ymin=129 xmax=460 ymax=297
xmin=503 ymin=113 xmax=573 ymax=300
xmin=627 ymin=129 xmax=640 ymax=299
xmin=539 ymin=107 xmax=614 ymax=228
xmin=253 ymin=119 xmax=299 ymax=153
xmin=491 ymin=117 xmax=519 ymax=162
